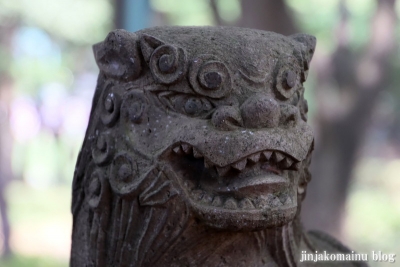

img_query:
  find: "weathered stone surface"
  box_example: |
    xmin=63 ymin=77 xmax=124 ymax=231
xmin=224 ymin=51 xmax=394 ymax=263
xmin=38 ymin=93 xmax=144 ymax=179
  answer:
xmin=70 ymin=26 xmax=367 ymax=267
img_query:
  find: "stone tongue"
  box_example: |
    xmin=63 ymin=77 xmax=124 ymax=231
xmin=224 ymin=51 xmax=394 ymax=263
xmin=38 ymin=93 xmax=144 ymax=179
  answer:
xmin=217 ymin=173 xmax=288 ymax=196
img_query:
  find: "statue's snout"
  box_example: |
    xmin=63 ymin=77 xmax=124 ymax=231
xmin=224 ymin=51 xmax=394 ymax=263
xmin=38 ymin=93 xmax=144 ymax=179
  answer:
xmin=240 ymin=93 xmax=281 ymax=129
xmin=211 ymin=93 xmax=299 ymax=130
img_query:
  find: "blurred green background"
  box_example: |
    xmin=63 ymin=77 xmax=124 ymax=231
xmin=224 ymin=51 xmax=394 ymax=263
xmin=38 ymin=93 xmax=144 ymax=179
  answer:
xmin=0 ymin=0 xmax=399 ymax=266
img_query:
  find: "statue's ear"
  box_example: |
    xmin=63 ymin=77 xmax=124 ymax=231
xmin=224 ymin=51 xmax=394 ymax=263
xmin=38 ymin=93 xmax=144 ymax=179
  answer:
xmin=290 ymin=33 xmax=316 ymax=71
xmin=139 ymin=34 xmax=187 ymax=85
xmin=139 ymin=34 xmax=165 ymax=64
xmin=93 ymin=29 xmax=142 ymax=81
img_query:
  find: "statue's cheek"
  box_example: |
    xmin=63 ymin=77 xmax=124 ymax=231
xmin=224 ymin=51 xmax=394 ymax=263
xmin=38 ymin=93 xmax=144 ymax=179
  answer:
xmin=119 ymin=94 xmax=183 ymax=153
xmin=120 ymin=90 xmax=148 ymax=125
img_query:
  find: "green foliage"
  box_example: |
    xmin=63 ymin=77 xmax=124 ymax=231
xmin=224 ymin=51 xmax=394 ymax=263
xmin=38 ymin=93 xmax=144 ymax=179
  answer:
xmin=5 ymin=182 xmax=71 ymax=225
xmin=10 ymin=55 xmax=66 ymax=96
xmin=12 ymin=132 xmax=80 ymax=187
xmin=1 ymin=182 xmax=71 ymax=266
xmin=214 ymin=0 xmax=241 ymax=23
xmin=150 ymin=0 xmax=240 ymax=26
xmin=286 ymin=0 xmax=376 ymax=52
xmin=286 ymin=0 xmax=340 ymax=52
xmin=0 ymin=0 xmax=112 ymax=95
xmin=0 ymin=0 xmax=113 ymax=44
xmin=0 ymin=254 xmax=67 ymax=267
xmin=346 ymin=0 xmax=376 ymax=50
xmin=345 ymin=159 xmax=400 ymax=267
xmin=150 ymin=0 xmax=215 ymax=25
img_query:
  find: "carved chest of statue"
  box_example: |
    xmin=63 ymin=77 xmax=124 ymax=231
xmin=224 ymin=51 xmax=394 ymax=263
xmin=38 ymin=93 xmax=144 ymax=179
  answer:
xmin=70 ymin=26 xmax=367 ymax=267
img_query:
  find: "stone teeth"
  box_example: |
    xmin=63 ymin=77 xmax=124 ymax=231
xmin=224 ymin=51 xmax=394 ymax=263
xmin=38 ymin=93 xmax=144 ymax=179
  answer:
xmin=183 ymin=179 xmax=196 ymax=190
xmin=200 ymin=192 xmax=213 ymax=204
xmin=231 ymin=158 xmax=247 ymax=171
xmin=172 ymin=146 xmax=183 ymax=154
xmin=262 ymin=151 xmax=272 ymax=160
xmin=280 ymin=157 xmax=293 ymax=169
xmin=216 ymin=165 xmax=230 ymax=176
xmin=272 ymin=151 xmax=285 ymax=162
xmin=289 ymin=161 xmax=300 ymax=171
xmin=256 ymin=197 xmax=268 ymax=209
xmin=271 ymin=196 xmax=282 ymax=206
xmin=239 ymin=198 xmax=255 ymax=209
xmin=181 ymin=144 xmax=192 ymax=154
xmin=204 ymin=159 xmax=214 ymax=169
xmin=192 ymin=147 xmax=203 ymax=158
xmin=211 ymin=196 xmax=223 ymax=207
xmin=266 ymin=194 xmax=276 ymax=203
xmin=247 ymin=152 xmax=260 ymax=163
xmin=192 ymin=189 xmax=204 ymax=201
xmin=223 ymin=198 xmax=238 ymax=209
xmin=278 ymin=194 xmax=288 ymax=205
xmin=284 ymin=196 xmax=293 ymax=205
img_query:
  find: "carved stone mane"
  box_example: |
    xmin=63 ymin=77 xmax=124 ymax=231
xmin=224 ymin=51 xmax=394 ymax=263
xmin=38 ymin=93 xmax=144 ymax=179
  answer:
xmin=70 ymin=26 xmax=367 ymax=267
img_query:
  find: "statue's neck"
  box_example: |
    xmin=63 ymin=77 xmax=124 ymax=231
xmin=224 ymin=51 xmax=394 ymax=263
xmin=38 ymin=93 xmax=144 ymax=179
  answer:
xmin=155 ymin=215 xmax=303 ymax=267
xmin=265 ymin=220 xmax=303 ymax=267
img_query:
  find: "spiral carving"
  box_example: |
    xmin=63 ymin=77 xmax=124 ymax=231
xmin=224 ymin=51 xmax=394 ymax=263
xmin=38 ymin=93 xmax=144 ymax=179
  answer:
xmin=189 ymin=55 xmax=232 ymax=99
xmin=120 ymin=90 xmax=148 ymax=124
xmin=100 ymin=83 xmax=121 ymax=127
xmin=148 ymin=44 xmax=187 ymax=84
xmin=92 ymin=131 xmax=114 ymax=166
xmin=85 ymin=166 xmax=109 ymax=210
xmin=109 ymin=153 xmax=142 ymax=195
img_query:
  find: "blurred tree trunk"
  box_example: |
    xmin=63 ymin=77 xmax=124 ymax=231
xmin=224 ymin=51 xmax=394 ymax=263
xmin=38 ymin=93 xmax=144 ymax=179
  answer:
xmin=0 ymin=23 xmax=15 ymax=258
xmin=0 ymin=185 xmax=11 ymax=257
xmin=213 ymin=0 xmax=397 ymax=238
xmin=302 ymin=0 xmax=397 ymax=238
xmin=237 ymin=0 xmax=297 ymax=35
xmin=0 ymin=76 xmax=13 ymax=259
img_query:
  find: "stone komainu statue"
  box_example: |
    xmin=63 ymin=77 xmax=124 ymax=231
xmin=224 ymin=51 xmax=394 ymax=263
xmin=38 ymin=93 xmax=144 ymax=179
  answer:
xmin=70 ymin=27 xmax=367 ymax=267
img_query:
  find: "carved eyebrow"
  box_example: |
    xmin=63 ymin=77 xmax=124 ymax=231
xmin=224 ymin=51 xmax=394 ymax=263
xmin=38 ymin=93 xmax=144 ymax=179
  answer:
xmin=239 ymin=69 xmax=269 ymax=86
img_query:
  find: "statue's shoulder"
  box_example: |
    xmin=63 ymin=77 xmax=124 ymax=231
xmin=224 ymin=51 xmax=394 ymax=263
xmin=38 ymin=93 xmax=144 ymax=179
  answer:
xmin=307 ymin=230 xmax=356 ymax=255
xmin=300 ymin=230 xmax=369 ymax=267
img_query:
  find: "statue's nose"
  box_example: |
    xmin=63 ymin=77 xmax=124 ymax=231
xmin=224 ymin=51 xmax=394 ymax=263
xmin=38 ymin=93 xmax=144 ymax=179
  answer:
xmin=240 ymin=93 xmax=281 ymax=128
xmin=211 ymin=93 xmax=298 ymax=130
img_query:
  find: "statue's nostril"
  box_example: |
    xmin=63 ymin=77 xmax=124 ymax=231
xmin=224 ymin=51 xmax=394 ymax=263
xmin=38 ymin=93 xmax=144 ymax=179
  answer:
xmin=211 ymin=105 xmax=243 ymax=131
xmin=280 ymin=104 xmax=299 ymax=127
xmin=241 ymin=94 xmax=280 ymax=128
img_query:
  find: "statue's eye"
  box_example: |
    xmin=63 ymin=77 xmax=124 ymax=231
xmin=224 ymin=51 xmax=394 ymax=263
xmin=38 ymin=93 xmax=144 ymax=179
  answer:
xmin=283 ymin=70 xmax=296 ymax=89
xmin=276 ymin=68 xmax=299 ymax=100
xmin=184 ymin=97 xmax=211 ymax=115
xmin=156 ymin=92 xmax=214 ymax=118
xmin=274 ymin=55 xmax=301 ymax=100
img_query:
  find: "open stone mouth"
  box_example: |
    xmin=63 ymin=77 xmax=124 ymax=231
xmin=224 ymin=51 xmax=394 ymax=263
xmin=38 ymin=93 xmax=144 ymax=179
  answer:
xmin=172 ymin=143 xmax=300 ymax=176
xmin=168 ymin=142 xmax=300 ymax=212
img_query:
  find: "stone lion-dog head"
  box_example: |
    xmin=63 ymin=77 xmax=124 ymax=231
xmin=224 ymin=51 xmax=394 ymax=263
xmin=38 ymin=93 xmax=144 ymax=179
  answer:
xmin=71 ymin=26 xmax=316 ymax=267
